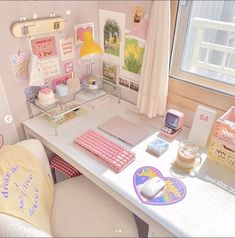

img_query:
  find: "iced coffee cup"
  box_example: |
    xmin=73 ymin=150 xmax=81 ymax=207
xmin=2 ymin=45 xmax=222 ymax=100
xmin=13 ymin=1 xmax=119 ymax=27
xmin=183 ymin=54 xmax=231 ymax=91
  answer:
xmin=176 ymin=140 xmax=199 ymax=169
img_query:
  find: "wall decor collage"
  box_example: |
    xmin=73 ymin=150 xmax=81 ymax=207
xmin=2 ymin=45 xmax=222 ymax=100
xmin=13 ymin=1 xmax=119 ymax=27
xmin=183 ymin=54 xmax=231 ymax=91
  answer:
xmin=99 ymin=6 xmax=146 ymax=93
xmin=9 ymin=6 xmax=146 ymax=94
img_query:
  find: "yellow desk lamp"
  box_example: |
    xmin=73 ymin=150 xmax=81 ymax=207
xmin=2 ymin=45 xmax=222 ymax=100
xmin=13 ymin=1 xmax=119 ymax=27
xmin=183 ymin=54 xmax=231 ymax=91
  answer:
xmin=80 ymin=31 xmax=103 ymax=86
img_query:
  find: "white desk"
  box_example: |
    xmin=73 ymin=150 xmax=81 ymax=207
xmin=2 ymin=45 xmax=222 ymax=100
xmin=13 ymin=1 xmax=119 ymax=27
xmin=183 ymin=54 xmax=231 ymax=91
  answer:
xmin=23 ymin=95 xmax=235 ymax=237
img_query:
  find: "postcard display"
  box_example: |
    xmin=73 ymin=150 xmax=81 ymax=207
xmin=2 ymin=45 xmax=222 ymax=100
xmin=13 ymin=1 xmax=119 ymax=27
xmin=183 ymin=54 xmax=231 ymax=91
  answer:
xmin=10 ymin=32 xmax=78 ymax=87
xmin=10 ymin=7 xmax=147 ymax=96
xmin=99 ymin=8 xmax=146 ymax=94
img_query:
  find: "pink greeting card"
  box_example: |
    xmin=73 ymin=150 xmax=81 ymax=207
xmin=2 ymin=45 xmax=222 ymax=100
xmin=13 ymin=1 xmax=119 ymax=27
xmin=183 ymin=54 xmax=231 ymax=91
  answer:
xmin=31 ymin=36 xmax=57 ymax=59
xmin=74 ymin=23 xmax=94 ymax=45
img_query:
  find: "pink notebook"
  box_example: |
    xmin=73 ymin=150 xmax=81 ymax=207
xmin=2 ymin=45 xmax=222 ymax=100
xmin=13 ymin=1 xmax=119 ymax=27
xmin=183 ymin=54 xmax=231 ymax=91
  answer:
xmin=98 ymin=116 xmax=151 ymax=146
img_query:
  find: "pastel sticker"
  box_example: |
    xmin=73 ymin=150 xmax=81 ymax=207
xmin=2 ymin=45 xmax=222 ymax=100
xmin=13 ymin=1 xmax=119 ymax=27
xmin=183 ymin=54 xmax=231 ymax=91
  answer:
xmin=133 ymin=166 xmax=187 ymax=205
xmin=64 ymin=62 xmax=73 ymax=73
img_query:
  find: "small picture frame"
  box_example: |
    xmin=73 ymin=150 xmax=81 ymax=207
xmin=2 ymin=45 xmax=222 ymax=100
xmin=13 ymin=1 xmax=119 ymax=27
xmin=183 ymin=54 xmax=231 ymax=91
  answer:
xmin=119 ymin=77 xmax=129 ymax=88
xmin=129 ymin=81 xmax=139 ymax=92
xmin=102 ymin=61 xmax=119 ymax=85
xmin=132 ymin=6 xmax=144 ymax=26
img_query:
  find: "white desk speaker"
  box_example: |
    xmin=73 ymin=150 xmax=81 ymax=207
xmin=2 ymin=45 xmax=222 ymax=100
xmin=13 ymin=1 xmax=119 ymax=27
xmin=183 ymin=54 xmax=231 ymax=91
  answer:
xmin=188 ymin=105 xmax=217 ymax=148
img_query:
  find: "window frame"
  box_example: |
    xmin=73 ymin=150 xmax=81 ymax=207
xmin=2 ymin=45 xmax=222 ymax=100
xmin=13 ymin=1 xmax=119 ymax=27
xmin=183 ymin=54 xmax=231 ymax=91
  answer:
xmin=170 ymin=0 xmax=235 ymax=97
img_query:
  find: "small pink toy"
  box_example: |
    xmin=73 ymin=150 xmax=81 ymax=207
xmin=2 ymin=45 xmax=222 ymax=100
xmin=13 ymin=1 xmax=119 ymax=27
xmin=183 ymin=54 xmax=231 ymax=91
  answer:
xmin=160 ymin=109 xmax=184 ymax=138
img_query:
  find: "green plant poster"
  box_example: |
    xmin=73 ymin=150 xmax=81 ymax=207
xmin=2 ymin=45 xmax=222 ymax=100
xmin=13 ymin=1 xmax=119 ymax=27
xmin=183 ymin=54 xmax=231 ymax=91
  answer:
xmin=104 ymin=19 xmax=120 ymax=57
xmin=123 ymin=33 xmax=144 ymax=75
xmin=99 ymin=9 xmax=125 ymax=61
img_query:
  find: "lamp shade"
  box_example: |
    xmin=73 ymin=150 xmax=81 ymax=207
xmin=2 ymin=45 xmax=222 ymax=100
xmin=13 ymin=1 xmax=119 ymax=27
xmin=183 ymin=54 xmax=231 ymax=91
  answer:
xmin=80 ymin=31 xmax=103 ymax=60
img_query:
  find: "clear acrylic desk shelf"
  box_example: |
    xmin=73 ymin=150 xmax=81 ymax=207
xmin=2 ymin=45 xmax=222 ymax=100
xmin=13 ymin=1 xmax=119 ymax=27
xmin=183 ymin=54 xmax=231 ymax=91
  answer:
xmin=26 ymin=88 xmax=109 ymax=135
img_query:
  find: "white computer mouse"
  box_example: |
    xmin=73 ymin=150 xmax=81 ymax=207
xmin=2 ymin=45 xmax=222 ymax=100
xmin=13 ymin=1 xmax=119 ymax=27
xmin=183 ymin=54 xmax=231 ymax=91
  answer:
xmin=141 ymin=176 xmax=166 ymax=198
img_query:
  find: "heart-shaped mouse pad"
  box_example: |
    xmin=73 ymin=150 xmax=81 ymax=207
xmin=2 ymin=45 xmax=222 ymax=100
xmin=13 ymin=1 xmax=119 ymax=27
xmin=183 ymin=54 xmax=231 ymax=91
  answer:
xmin=133 ymin=166 xmax=186 ymax=205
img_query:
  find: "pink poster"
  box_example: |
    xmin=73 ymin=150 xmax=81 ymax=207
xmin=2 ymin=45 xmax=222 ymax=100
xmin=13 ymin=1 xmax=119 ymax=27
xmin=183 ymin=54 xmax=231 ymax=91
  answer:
xmin=74 ymin=23 xmax=94 ymax=45
xmin=31 ymin=36 xmax=57 ymax=59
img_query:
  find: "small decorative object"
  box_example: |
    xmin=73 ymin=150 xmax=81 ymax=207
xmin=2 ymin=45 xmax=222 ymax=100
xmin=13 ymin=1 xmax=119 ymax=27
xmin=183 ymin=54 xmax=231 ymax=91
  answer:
xmin=146 ymin=137 xmax=169 ymax=156
xmin=56 ymin=84 xmax=68 ymax=97
xmin=64 ymin=62 xmax=73 ymax=73
xmin=11 ymin=16 xmax=65 ymax=38
xmin=132 ymin=5 xmax=145 ymax=26
xmin=160 ymin=109 xmax=184 ymax=138
xmin=9 ymin=50 xmax=31 ymax=84
xmin=208 ymin=106 xmax=235 ymax=171
xmin=189 ymin=105 xmax=217 ymax=148
xmin=66 ymin=72 xmax=80 ymax=94
xmin=79 ymin=31 xmax=103 ymax=89
xmin=38 ymin=87 xmax=56 ymax=106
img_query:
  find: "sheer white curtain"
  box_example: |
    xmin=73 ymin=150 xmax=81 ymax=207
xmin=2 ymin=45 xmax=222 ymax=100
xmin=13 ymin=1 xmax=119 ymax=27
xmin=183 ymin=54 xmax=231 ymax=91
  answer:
xmin=137 ymin=1 xmax=171 ymax=118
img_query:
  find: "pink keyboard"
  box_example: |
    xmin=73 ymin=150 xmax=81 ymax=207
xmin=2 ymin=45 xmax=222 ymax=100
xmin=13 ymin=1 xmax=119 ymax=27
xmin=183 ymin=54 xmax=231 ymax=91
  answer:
xmin=74 ymin=129 xmax=135 ymax=173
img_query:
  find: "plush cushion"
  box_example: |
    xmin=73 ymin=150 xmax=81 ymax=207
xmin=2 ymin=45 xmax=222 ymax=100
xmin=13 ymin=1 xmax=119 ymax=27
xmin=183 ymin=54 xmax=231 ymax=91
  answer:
xmin=0 ymin=141 xmax=54 ymax=235
xmin=51 ymin=175 xmax=138 ymax=237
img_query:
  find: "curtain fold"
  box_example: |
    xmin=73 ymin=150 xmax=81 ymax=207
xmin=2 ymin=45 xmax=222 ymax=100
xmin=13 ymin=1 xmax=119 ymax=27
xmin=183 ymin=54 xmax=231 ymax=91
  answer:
xmin=137 ymin=1 xmax=171 ymax=118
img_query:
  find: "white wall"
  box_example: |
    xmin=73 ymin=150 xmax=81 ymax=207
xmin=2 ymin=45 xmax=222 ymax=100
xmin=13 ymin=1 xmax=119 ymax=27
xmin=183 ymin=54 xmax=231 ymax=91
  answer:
xmin=0 ymin=76 xmax=19 ymax=144
xmin=0 ymin=1 xmax=98 ymax=140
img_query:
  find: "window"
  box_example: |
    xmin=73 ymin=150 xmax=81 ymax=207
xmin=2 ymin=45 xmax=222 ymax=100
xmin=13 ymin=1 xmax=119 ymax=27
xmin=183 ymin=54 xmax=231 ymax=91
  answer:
xmin=170 ymin=0 xmax=235 ymax=96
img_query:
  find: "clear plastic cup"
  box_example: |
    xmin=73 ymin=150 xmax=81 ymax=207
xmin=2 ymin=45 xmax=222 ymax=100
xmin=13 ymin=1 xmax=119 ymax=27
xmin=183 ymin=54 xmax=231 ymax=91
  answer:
xmin=176 ymin=140 xmax=199 ymax=169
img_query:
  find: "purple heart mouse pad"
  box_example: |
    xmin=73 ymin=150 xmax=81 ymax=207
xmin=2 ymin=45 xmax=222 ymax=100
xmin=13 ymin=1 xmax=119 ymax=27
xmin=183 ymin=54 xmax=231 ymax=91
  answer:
xmin=133 ymin=166 xmax=187 ymax=205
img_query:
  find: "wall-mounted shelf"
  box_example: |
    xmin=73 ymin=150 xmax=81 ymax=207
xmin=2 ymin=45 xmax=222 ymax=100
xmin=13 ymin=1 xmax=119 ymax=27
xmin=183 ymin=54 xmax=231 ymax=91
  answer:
xmin=11 ymin=17 xmax=65 ymax=38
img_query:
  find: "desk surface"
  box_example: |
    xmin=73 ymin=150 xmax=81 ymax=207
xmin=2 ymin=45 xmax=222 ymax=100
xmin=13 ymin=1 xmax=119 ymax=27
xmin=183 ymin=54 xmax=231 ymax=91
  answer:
xmin=23 ymin=95 xmax=235 ymax=237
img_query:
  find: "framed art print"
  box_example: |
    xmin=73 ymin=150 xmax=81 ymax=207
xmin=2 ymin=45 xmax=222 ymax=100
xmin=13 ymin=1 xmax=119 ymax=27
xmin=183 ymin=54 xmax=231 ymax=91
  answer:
xmin=102 ymin=61 xmax=119 ymax=85
xmin=31 ymin=36 xmax=57 ymax=59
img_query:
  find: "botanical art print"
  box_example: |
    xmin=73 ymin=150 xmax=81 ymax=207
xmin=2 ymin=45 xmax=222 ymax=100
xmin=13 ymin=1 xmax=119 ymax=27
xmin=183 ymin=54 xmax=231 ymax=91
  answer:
xmin=103 ymin=19 xmax=121 ymax=57
xmin=123 ymin=33 xmax=144 ymax=75
xmin=103 ymin=62 xmax=118 ymax=84
xmin=99 ymin=9 xmax=125 ymax=62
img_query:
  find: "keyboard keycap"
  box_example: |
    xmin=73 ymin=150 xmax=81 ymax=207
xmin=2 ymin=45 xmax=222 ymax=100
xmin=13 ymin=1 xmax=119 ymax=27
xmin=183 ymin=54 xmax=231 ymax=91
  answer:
xmin=74 ymin=129 xmax=135 ymax=173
